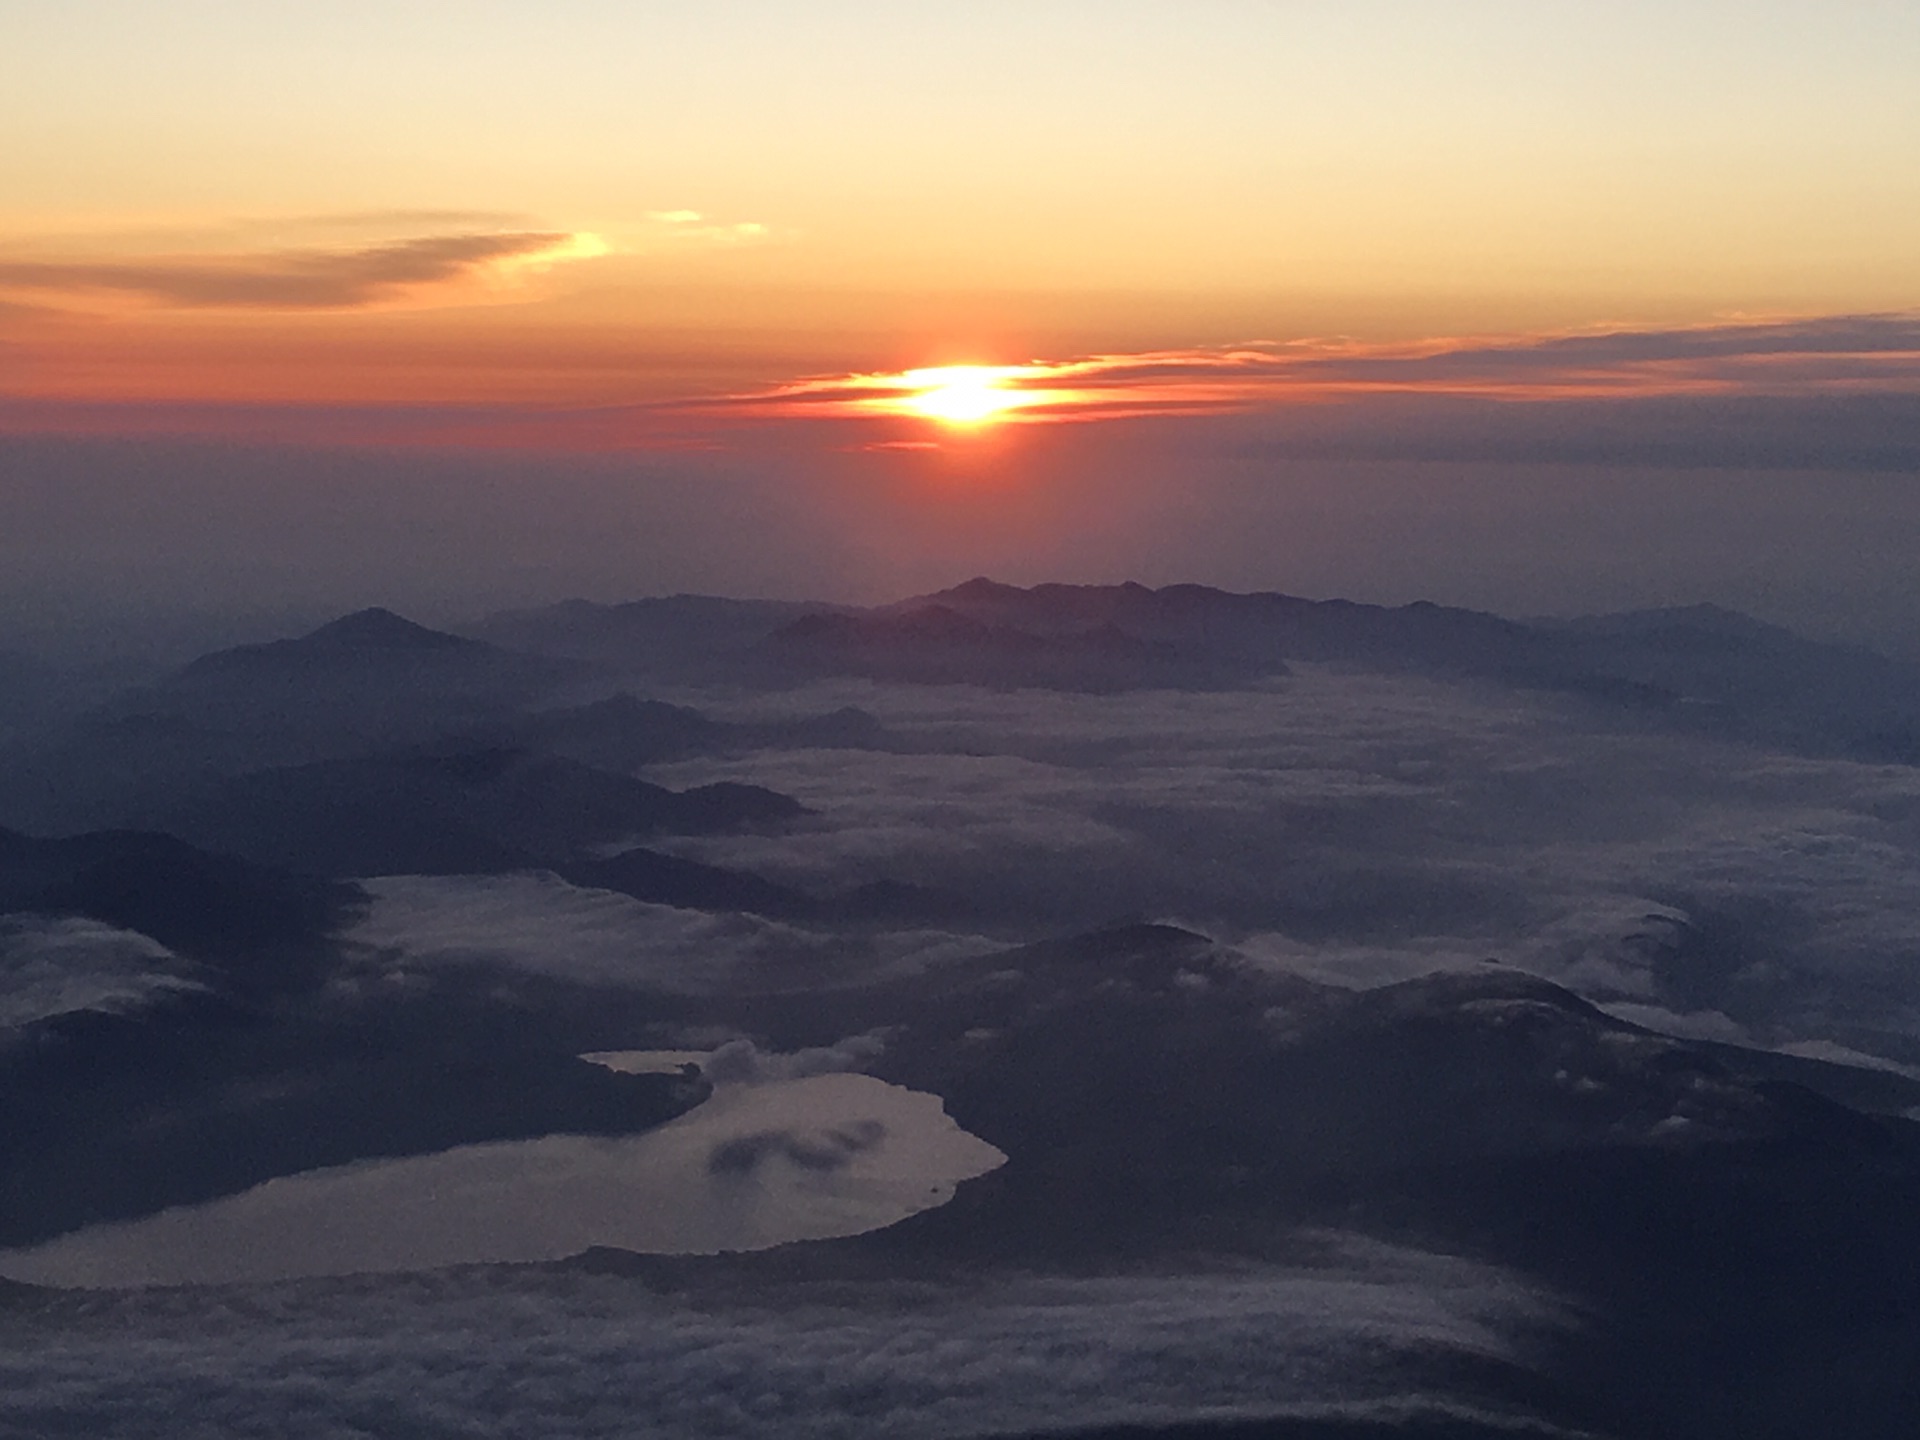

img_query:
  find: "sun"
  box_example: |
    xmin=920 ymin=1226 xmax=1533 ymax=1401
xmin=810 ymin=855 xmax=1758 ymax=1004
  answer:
xmin=897 ymin=366 xmax=1037 ymax=425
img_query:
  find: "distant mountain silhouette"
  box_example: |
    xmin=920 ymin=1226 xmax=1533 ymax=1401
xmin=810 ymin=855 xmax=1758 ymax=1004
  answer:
xmin=0 ymin=609 xmax=587 ymax=832
xmin=463 ymin=594 xmax=843 ymax=675
xmin=915 ymin=577 xmax=1545 ymax=670
xmin=565 ymin=844 xmax=814 ymax=919
xmin=512 ymin=693 xmax=730 ymax=765
xmin=161 ymin=605 xmax=575 ymax=710
xmin=1537 ymin=602 xmax=1920 ymax=758
xmin=905 ymin=579 xmax=1920 ymax=760
xmin=0 ymin=825 xmax=363 ymax=994
xmin=8 ymin=585 xmax=1917 ymax=846
xmin=155 ymin=747 xmax=807 ymax=879
xmin=182 ymin=607 xmax=476 ymax=674
xmin=770 ymin=604 xmax=1253 ymax=691
xmin=455 ymin=580 xmax=1920 ymax=761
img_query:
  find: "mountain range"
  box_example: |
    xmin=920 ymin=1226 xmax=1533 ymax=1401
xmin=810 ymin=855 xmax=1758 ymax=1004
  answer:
xmin=6 ymin=582 xmax=1920 ymax=1436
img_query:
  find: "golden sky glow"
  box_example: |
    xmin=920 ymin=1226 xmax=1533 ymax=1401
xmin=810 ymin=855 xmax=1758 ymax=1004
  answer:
xmin=9 ymin=313 xmax=1915 ymax=459
xmin=3 ymin=3 xmax=1920 ymax=439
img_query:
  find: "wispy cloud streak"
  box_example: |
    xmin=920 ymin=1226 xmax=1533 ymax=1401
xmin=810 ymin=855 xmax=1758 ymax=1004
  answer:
xmin=0 ymin=232 xmax=605 ymax=311
xmin=5 ymin=311 xmax=1919 ymax=466
xmin=718 ymin=312 xmax=1920 ymax=425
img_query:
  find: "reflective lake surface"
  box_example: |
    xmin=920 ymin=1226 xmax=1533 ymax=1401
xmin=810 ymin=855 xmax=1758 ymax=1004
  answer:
xmin=0 ymin=1070 xmax=1005 ymax=1289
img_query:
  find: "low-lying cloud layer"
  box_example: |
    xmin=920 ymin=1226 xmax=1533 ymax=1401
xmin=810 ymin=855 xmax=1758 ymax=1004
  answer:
xmin=630 ymin=667 xmax=1920 ymax=1065
xmin=348 ymin=871 xmax=994 ymax=993
xmin=0 ymin=915 xmax=199 ymax=1031
xmin=0 ymin=1241 xmax=1564 ymax=1439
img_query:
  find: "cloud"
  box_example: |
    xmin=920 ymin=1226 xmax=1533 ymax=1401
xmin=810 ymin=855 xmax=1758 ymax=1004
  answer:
xmin=7 ymin=308 xmax=1919 ymax=483
xmin=0 ymin=915 xmax=201 ymax=1030
xmin=290 ymin=209 xmax=537 ymax=234
xmin=704 ymin=1119 xmax=886 ymax=1176
xmin=0 ymin=1241 xmax=1566 ymax=1439
xmin=0 ymin=298 xmax=63 ymax=327
xmin=1594 ymin=1001 xmax=1754 ymax=1046
xmin=1773 ymin=1038 xmax=1920 ymax=1076
xmin=0 ymin=231 xmax=605 ymax=311
xmin=347 ymin=871 xmax=994 ymax=993
xmin=703 ymin=1034 xmax=889 ymax=1085
xmin=727 ymin=311 xmax=1920 ymax=435
xmin=638 ymin=210 xmax=773 ymax=245
xmin=641 ymin=668 xmax=1920 ymax=1065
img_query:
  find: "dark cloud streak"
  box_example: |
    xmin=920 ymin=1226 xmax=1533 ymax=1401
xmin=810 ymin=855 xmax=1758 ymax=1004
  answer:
xmin=0 ymin=232 xmax=582 ymax=310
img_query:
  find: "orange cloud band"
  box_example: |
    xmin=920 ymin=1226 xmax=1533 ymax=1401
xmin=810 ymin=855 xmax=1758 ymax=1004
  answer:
xmin=3 ymin=311 xmax=1918 ymax=456
xmin=710 ymin=313 xmax=1920 ymax=426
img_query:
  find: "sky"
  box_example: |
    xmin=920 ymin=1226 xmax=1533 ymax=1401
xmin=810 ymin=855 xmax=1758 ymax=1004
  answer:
xmin=3 ymin=1 xmax=1920 ymax=650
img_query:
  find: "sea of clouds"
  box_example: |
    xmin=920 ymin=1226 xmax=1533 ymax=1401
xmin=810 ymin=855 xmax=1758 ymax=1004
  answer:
xmin=598 ymin=667 xmax=1920 ymax=1067
xmin=0 ymin=1238 xmax=1569 ymax=1440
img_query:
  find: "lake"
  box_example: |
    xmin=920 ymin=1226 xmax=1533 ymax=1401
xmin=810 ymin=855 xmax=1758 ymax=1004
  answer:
xmin=0 ymin=1067 xmax=1005 ymax=1288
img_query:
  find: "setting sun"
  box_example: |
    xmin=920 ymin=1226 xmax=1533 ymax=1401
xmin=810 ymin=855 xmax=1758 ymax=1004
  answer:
xmin=897 ymin=366 xmax=1039 ymax=425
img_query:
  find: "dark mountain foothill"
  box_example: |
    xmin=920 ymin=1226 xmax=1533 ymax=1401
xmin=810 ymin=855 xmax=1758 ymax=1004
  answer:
xmin=0 ymin=608 xmax=591 ymax=835
xmin=0 ymin=825 xmax=364 ymax=995
xmin=0 ymin=993 xmax=709 ymax=1250
xmin=565 ymin=843 xmax=816 ymax=920
xmin=629 ymin=924 xmax=1920 ymax=1263
xmin=0 ymin=821 xmax=713 ymax=1251
xmin=510 ymin=693 xmax=735 ymax=767
xmin=554 ymin=856 xmax=976 ymax=927
xmin=2 ymin=829 xmax=712 ymax=1246
xmin=153 ymin=746 xmax=807 ymax=880
xmin=619 ymin=923 xmax=1920 ymax=1438
xmin=507 ymin=691 xmax=892 ymax=770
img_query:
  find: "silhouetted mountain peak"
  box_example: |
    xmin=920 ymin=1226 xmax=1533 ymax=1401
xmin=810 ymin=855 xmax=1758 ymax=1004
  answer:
xmin=1359 ymin=964 xmax=1615 ymax=1023
xmin=175 ymin=607 xmax=523 ymax=683
xmin=301 ymin=608 xmax=472 ymax=651
xmin=942 ymin=577 xmax=1026 ymax=603
xmin=1558 ymin=602 xmax=1784 ymax=639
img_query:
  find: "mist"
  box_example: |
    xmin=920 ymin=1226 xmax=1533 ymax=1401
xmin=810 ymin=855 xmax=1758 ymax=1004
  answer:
xmin=6 ymin=409 xmax=1920 ymax=666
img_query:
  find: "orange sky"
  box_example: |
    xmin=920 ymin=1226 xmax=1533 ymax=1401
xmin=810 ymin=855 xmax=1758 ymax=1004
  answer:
xmin=4 ymin=3 xmax=1920 ymax=446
